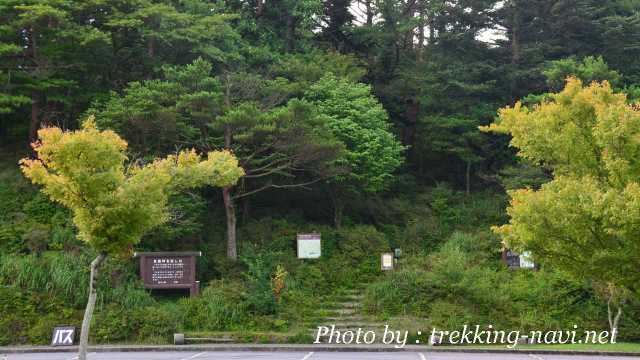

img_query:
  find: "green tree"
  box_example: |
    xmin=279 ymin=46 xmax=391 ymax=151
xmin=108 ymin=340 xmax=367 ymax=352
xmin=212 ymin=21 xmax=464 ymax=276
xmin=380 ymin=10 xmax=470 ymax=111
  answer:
xmin=0 ymin=0 xmax=111 ymax=145
xmin=93 ymin=59 xmax=343 ymax=260
xmin=415 ymin=115 xmax=484 ymax=195
xmin=543 ymin=56 xmax=622 ymax=91
xmin=92 ymin=58 xmax=222 ymax=155
xmin=483 ymin=78 xmax=640 ymax=340
xmin=305 ymin=74 xmax=405 ymax=226
xmin=20 ymin=119 xmax=243 ymax=359
xmin=105 ymin=0 xmax=244 ymax=77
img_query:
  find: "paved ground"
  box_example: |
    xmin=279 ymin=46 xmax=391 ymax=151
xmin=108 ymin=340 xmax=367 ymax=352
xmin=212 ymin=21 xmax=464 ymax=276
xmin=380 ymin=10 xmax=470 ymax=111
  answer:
xmin=3 ymin=352 xmax=640 ymax=360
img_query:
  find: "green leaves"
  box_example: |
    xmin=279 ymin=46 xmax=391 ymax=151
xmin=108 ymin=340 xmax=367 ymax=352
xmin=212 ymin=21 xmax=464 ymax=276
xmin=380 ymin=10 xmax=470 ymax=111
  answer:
xmin=485 ymin=79 xmax=640 ymax=293
xmin=305 ymin=74 xmax=404 ymax=192
xmin=20 ymin=119 xmax=243 ymax=254
xmin=92 ymin=58 xmax=222 ymax=155
xmin=544 ymin=56 xmax=623 ymax=91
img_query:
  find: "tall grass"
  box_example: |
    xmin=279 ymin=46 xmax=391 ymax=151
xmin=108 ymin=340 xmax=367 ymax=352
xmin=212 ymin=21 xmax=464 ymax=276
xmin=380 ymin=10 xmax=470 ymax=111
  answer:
xmin=0 ymin=251 xmax=154 ymax=309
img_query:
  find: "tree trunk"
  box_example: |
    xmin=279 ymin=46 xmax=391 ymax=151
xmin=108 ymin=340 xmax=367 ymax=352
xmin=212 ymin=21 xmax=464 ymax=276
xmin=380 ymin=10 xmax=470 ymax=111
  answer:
xmin=242 ymin=196 xmax=250 ymax=225
xmin=146 ymin=36 xmax=155 ymax=80
xmin=78 ymin=252 xmax=107 ymax=360
xmin=222 ymin=83 xmax=238 ymax=260
xmin=28 ymin=91 xmax=41 ymax=147
xmin=365 ymin=0 xmax=373 ymax=26
xmin=429 ymin=20 xmax=435 ymax=44
xmin=465 ymin=161 xmax=471 ymax=196
xmin=403 ymin=98 xmax=419 ymax=166
xmin=27 ymin=26 xmax=40 ymax=148
xmin=334 ymin=201 xmax=343 ymax=229
xmin=509 ymin=1 xmax=520 ymax=103
xmin=608 ymin=295 xmax=623 ymax=343
xmin=223 ymin=187 xmax=237 ymax=260
xmin=330 ymin=188 xmax=344 ymax=229
xmin=417 ymin=1 xmax=425 ymax=62
xmin=285 ymin=14 xmax=295 ymax=53
xmin=147 ymin=36 xmax=155 ymax=59
xmin=256 ymin=0 xmax=264 ymax=17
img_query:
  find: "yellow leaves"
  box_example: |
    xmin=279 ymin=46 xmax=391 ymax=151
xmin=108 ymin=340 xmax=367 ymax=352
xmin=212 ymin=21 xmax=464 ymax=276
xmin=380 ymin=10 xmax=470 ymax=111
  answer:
xmin=485 ymin=78 xmax=640 ymax=289
xmin=19 ymin=158 xmax=47 ymax=184
xmin=20 ymin=116 xmax=244 ymax=254
xmin=202 ymin=150 xmax=245 ymax=188
xmin=146 ymin=148 xmax=245 ymax=191
xmin=484 ymin=78 xmax=639 ymax=181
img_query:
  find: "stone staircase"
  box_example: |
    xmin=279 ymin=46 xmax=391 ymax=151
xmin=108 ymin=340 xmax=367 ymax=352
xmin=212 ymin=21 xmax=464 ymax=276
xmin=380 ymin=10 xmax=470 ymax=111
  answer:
xmin=311 ymin=288 xmax=386 ymax=342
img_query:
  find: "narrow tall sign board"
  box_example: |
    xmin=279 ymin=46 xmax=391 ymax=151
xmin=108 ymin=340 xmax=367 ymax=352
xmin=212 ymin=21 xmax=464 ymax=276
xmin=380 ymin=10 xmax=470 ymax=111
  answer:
xmin=134 ymin=251 xmax=201 ymax=297
xmin=297 ymin=233 xmax=321 ymax=259
xmin=381 ymin=252 xmax=394 ymax=271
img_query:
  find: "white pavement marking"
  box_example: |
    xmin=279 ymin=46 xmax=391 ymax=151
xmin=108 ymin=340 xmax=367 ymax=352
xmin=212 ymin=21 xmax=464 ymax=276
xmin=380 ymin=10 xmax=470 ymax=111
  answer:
xmin=66 ymin=355 xmax=78 ymax=360
xmin=179 ymin=352 xmax=207 ymax=360
xmin=528 ymin=354 xmax=545 ymax=360
xmin=301 ymin=351 xmax=314 ymax=360
xmin=418 ymin=353 xmax=427 ymax=360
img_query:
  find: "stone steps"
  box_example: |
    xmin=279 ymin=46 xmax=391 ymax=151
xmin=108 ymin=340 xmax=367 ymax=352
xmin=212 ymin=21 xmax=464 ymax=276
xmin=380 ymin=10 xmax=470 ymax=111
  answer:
xmin=324 ymin=316 xmax=367 ymax=322
xmin=310 ymin=323 xmax=386 ymax=330
xmin=322 ymin=301 xmax=361 ymax=309
xmin=332 ymin=294 xmax=364 ymax=302
xmin=310 ymin=287 xmax=388 ymax=344
xmin=322 ymin=308 xmax=358 ymax=316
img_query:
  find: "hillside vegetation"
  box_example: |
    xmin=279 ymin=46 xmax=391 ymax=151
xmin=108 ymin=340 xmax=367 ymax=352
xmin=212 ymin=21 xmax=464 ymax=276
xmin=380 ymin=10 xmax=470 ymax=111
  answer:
xmin=1 ymin=0 xmax=640 ymax=346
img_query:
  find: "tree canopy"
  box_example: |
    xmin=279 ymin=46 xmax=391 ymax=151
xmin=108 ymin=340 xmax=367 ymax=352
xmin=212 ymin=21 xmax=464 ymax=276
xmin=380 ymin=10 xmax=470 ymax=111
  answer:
xmin=20 ymin=118 xmax=243 ymax=254
xmin=484 ymin=78 xmax=640 ymax=294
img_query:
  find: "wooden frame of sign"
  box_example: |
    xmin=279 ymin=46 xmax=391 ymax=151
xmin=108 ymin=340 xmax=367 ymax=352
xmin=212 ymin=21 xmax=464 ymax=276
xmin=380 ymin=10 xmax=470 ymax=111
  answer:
xmin=134 ymin=251 xmax=201 ymax=297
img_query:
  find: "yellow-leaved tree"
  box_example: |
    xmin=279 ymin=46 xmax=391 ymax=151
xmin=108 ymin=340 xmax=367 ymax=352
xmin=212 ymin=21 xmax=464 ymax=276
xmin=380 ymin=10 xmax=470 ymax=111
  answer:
xmin=482 ymin=78 xmax=640 ymax=342
xmin=20 ymin=117 xmax=244 ymax=360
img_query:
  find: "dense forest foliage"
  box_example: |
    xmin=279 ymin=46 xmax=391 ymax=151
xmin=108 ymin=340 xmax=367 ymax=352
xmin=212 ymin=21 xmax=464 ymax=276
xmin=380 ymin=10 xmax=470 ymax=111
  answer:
xmin=1 ymin=0 xmax=640 ymax=346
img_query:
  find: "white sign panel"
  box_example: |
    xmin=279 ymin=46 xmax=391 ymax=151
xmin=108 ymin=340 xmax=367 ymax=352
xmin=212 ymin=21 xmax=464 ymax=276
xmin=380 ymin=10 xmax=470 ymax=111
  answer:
xmin=297 ymin=233 xmax=321 ymax=259
xmin=519 ymin=251 xmax=535 ymax=269
xmin=51 ymin=326 xmax=75 ymax=346
xmin=381 ymin=253 xmax=394 ymax=271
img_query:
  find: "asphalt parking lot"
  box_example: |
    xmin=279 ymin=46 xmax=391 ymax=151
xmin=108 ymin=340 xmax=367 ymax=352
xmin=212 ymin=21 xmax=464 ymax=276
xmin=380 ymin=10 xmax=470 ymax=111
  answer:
xmin=4 ymin=352 xmax=639 ymax=360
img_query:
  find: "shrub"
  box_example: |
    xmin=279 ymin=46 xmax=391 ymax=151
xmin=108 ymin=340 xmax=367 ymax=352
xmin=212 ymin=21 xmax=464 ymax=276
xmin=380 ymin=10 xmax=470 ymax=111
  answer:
xmin=242 ymin=251 xmax=279 ymax=315
xmin=362 ymin=232 xmax=609 ymax=334
xmin=363 ymin=267 xmax=430 ymax=316
xmin=278 ymin=285 xmax=320 ymax=325
xmin=134 ymin=304 xmax=182 ymax=341
xmin=0 ymin=252 xmax=152 ymax=310
xmin=92 ymin=306 xmax=136 ymax=343
xmin=321 ymin=225 xmax=389 ymax=288
xmin=22 ymin=193 xmax=65 ymax=225
xmin=293 ymin=263 xmax=329 ymax=295
xmin=179 ymin=280 xmax=250 ymax=331
xmin=0 ymin=286 xmax=81 ymax=345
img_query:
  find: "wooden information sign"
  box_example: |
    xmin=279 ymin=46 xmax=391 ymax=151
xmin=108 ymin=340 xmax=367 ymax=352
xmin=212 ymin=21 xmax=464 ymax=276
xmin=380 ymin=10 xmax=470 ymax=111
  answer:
xmin=134 ymin=251 xmax=201 ymax=297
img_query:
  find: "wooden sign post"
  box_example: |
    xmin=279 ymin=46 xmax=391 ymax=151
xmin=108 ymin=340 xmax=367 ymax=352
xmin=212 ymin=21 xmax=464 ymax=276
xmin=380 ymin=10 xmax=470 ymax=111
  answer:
xmin=134 ymin=251 xmax=201 ymax=297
